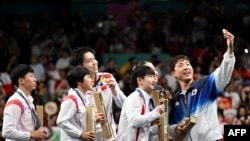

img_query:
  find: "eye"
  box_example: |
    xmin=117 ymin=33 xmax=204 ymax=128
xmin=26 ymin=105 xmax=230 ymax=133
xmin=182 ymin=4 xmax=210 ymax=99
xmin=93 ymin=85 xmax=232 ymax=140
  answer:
xmin=177 ymin=64 xmax=183 ymax=68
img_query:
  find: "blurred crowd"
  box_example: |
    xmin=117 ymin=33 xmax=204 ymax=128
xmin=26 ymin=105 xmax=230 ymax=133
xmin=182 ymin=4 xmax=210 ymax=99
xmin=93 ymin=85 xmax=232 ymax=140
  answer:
xmin=0 ymin=0 xmax=250 ymax=140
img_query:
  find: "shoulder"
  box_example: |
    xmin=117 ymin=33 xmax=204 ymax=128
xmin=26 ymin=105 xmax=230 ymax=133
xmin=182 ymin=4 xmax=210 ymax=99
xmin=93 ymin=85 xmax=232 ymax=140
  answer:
xmin=97 ymin=72 xmax=112 ymax=78
xmin=5 ymin=95 xmax=24 ymax=111
xmin=61 ymin=94 xmax=79 ymax=108
xmin=193 ymin=75 xmax=214 ymax=87
xmin=124 ymin=91 xmax=140 ymax=102
xmin=62 ymin=94 xmax=77 ymax=103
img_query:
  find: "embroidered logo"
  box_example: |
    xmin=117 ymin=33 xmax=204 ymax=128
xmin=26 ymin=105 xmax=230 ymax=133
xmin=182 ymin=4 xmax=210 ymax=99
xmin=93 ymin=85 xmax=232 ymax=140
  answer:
xmin=191 ymin=89 xmax=197 ymax=96
xmin=175 ymin=102 xmax=179 ymax=107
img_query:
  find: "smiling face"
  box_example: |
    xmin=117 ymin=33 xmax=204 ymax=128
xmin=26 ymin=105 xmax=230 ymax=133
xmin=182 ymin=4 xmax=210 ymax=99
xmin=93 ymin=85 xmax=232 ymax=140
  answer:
xmin=132 ymin=65 xmax=157 ymax=94
xmin=139 ymin=74 xmax=157 ymax=94
xmin=82 ymin=52 xmax=98 ymax=76
xmin=171 ymin=58 xmax=193 ymax=83
xmin=81 ymin=74 xmax=94 ymax=91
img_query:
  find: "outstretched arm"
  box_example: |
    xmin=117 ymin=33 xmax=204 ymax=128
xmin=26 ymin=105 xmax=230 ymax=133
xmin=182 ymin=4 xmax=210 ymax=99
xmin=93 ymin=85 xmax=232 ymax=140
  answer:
xmin=223 ymin=29 xmax=234 ymax=55
xmin=214 ymin=29 xmax=236 ymax=92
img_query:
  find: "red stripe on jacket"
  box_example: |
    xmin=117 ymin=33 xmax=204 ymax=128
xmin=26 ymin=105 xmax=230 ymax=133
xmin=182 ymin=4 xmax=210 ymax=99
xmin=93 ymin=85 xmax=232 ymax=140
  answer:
xmin=62 ymin=95 xmax=78 ymax=109
xmin=5 ymin=99 xmax=23 ymax=111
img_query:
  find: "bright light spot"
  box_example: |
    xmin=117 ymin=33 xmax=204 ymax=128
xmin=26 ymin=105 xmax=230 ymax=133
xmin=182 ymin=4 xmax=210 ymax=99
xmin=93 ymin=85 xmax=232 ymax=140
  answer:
xmin=244 ymin=48 xmax=248 ymax=54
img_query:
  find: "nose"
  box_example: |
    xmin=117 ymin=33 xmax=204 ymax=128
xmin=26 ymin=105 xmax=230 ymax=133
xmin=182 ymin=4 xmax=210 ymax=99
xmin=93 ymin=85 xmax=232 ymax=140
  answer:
xmin=183 ymin=64 xmax=190 ymax=70
xmin=153 ymin=77 xmax=157 ymax=83
xmin=94 ymin=59 xmax=98 ymax=65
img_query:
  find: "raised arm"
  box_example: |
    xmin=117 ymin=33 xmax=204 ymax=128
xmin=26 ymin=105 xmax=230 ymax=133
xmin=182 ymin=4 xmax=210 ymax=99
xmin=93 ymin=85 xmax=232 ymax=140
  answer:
xmin=214 ymin=29 xmax=236 ymax=92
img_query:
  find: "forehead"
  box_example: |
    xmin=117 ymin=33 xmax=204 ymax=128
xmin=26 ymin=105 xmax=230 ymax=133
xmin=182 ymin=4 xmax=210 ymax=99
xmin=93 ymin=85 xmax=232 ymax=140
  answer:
xmin=23 ymin=72 xmax=35 ymax=77
xmin=83 ymin=52 xmax=95 ymax=60
xmin=176 ymin=58 xmax=189 ymax=64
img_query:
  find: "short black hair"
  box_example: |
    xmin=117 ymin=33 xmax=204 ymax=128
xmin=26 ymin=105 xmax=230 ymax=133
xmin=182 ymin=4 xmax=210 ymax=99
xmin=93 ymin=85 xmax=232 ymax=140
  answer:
xmin=131 ymin=65 xmax=155 ymax=87
xmin=10 ymin=64 xmax=34 ymax=86
xmin=70 ymin=47 xmax=96 ymax=67
xmin=67 ymin=66 xmax=90 ymax=88
xmin=169 ymin=55 xmax=190 ymax=72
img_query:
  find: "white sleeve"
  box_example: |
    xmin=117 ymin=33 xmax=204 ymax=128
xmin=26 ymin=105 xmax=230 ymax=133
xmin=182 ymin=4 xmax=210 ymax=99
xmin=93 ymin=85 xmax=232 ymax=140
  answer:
xmin=214 ymin=53 xmax=236 ymax=92
xmin=169 ymin=124 xmax=177 ymax=138
xmin=113 ymin=84 xmax=126 ymax=108
xmin=149 ymin=124 xmax=159 ymax=135
xmin=56 ymin=99 xmax=82 ymax=138
xmin=126 ymin=96 xmax=160 ymax=128
xmin=111 ymin=74 xmax=126 ymax=108
xmin=2 ymin=104 xmax=30 ymax=140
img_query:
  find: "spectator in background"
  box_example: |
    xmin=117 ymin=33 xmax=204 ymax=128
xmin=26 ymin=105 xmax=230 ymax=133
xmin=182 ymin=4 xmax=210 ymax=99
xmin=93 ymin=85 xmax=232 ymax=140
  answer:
xmin=55 ymin=47 xmax=71 ymax=70
xmin=119 ymin=56 xmax=138 ymax=79
xmin=30 ymin=54 xmax=46 ymax=83
xmin=54 ymin=68 xmax=70 ymax=100
xmin=240 ymin=84 xmax=250 ymax=108
xmin=164 ymin=66 xmax=178 ymax=94
xmin=236 ymin=104 xmax=248 ymax=123
xmin=0 ymin=67 xmax=13 ymax=99
xmin=109 ymin=37 xmax=124 ymax=53
xmin=118 ymin=70 xmax=134 ymax=97
xmin=224 ymin=109 xmax=237 ymax=125
xmin=46 ymin=60 xmax=61 ymax=98
xmin=224 ymin=81 xmax=241 ymax=109
xmin=242 ymin=65 xmax=250 ymax=79
xmin=123 ymin=36 xmax=137 ymax=53
xmin=6 ymin=54 xmax=19 ymax=73
xmin=150 ymin=55 xmax=162 ymax=78
xmin=8 ymin=37 xmax=20 ymax=61
xmin=34 ymin=81 xmax=50 ymax=105
xmin=103 ymin=57 xmax=121 ymax=82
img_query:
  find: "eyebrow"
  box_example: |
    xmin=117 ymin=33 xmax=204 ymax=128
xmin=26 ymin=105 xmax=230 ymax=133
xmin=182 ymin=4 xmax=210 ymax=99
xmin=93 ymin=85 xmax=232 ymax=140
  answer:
xmin=85 ymin=58 xmax=94 ymax=61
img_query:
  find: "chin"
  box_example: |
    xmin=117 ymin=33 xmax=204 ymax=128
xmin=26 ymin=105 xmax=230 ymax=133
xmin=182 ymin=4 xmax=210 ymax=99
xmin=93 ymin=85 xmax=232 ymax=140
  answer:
xmin=184 ymin=78 xmax=193 ymax=83
xmin=94 ymin=69 xmax=99 ymax=74
xmin=88 ymin=87 xmax=93 ymax=91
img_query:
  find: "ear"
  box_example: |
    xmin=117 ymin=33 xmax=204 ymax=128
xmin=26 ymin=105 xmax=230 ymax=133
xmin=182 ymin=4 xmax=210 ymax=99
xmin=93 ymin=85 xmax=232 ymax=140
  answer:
xmin=19 ymin=78 xmax=24 ymax=85
xmin=137 ymin=77 xmax=142 ymax=85
xmin=171 ymin=71 xmax=176 ymax=78
xmin=77 ymin=81 xmax=82 ymax=86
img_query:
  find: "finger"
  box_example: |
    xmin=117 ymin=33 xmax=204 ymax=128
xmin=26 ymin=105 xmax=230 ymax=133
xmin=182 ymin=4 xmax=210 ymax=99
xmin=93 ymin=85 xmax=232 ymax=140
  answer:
xmin=98 ymin=113 xmax=104 ymax=116
xmin=222 ymin=29 xmax=227 ymax=33
xmin=89 ymin=134 xmax=95 ymax=138
xmin=89 ymin=134 xmax=95 ymax=140
xmin=90 ymin=137 xmax=95 ymax=141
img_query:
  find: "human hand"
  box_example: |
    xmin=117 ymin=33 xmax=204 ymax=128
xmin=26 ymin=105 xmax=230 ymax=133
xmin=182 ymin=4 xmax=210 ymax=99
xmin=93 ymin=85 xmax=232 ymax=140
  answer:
xmin=80 ymin=131 xmax=95 ymax=141
xmin=222 ymin=29 xmax=235 ymax=52
xmin=165 ymin=90 xmax=172 ymax=100
xmin=175 ymin=117 xmax=189 ymax=135
xmin=155 ymin=104 xmax=165 ymax=114
xmin=105 ymin=78 xmax=117 ymax=93
xmin=96 ymin=112 xmax=106 ymax=123
xmin=151 ymin=118 xmax=161 ymax=126
xmin=175 ymin=124 xmax=184 ymax=135
xmin=30 ymin=129 xmax=46 ymax=140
